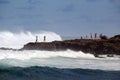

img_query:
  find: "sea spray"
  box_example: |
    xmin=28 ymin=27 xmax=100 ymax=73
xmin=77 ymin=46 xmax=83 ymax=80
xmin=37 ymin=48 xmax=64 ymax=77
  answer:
xmin=0 ymin=31 xmax=120 ymax=71
xmin=0 ymin=50 xmax=120 ymax=71
xmin=0 ymin=31 xmax=62 ymax=49
xmin=0 ymin=50 xmax=95 ymax=60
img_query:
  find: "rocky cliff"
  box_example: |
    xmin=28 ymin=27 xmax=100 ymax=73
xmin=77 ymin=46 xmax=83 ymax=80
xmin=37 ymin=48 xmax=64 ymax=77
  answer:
xmin=22 ymin=35 xmax=120 ymax=56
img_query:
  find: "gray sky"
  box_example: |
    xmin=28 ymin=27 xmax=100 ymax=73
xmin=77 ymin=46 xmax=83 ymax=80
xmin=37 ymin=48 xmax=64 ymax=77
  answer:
xmin=0 ymin=0 xmax=120 ymax=37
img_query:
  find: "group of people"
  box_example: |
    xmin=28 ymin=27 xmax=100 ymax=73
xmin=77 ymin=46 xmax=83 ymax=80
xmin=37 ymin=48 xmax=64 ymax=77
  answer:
xmin=81 ymin=33 xmax=103 ymax=39
xmin=35 ymin=36 xmax=46 ymax=43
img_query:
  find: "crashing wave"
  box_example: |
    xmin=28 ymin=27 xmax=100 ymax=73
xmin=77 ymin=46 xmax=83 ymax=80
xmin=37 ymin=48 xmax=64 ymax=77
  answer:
xmin=0 ymin=31 xmax=62 ymax=49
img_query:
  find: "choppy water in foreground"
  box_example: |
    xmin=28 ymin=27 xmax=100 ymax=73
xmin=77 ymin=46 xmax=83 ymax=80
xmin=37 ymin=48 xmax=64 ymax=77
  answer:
xmin=0 ymin=66 xmax=120 ymax=80
xmin=0 ymin=50 xmax=120 ymax=80
xmin=0 ymin=31 xmax=120 ymax=80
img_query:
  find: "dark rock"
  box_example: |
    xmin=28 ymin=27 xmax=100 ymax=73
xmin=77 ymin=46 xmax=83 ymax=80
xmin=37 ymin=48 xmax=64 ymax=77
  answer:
xmin=0 ymin=47 xmax=17 ymax=51
xmin=22 ymin=35 xmax=120 ymax=56
xmin=110 ymin=34 xmax=120 ymax=40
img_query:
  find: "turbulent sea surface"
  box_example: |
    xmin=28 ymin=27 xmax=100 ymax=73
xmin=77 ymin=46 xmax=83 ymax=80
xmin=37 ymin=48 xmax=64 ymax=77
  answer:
xmin=0 ymin=31 xmax=120 ymax=80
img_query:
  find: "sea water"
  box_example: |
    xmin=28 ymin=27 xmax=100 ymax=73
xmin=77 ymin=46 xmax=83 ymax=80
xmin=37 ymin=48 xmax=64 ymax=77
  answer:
xmin=0 ymin=31 xmax=120 ymax=80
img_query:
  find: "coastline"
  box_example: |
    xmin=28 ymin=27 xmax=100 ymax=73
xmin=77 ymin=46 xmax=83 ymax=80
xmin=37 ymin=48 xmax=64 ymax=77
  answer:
xmin=22 ymin=34 xmax=120 ymax=57
xmin=0 ymin=34 xmax=120 ymax=58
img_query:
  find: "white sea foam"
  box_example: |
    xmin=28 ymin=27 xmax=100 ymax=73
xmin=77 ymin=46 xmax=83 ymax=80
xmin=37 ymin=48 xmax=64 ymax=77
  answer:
xmin=0 ymin=50 xmax=95 ymax=60
xmin=0 ymin=31 xmax=119 ymax=71
xmin=0 ymin=50 xmax=119 ymax=71
xmin=0 ymin=31 xmax=62 ymax=49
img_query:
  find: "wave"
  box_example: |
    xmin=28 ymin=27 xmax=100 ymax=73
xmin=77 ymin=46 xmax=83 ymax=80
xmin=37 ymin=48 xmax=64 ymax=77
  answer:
xmin=0 ymin=50 xmax=120 ymax=71
xmin=0 ymin=31 xmax=119 ymax=71
xmin=0 ymin=31 xmax=62 ymax=49
xmin=0 ymin=49 xmax=95 ymax=60
xmin=0 ymin=66 xmax=120 ymax=80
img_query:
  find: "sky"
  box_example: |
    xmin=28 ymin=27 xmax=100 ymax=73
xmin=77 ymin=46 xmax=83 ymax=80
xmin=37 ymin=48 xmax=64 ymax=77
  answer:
xmin=0 ymin=0 xmax=120 ymax=37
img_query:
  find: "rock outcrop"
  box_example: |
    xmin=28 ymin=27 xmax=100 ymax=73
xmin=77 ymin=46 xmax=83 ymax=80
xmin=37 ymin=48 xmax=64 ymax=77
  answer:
xmin=22 ymin=34 xmax=120 ymax=56
xmin=0 ymin=47 xmax=17 ymax=51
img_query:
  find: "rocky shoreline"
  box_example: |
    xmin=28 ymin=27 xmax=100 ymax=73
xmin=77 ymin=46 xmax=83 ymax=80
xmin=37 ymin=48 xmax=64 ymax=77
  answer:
xmin=21 ymin=34 xmax=120 ymax=57
xmin=0 ymin=34 xmax=120 ymax=58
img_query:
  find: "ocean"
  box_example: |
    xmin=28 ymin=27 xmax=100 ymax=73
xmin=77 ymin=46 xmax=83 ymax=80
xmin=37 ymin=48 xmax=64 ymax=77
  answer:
xmin=0 ymin=31 xmax=120 ymax=80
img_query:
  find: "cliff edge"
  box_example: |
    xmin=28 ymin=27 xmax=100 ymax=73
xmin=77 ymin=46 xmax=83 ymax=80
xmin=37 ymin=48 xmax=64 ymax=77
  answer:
xmin=22 ymin=34 xmax=120 ymax=57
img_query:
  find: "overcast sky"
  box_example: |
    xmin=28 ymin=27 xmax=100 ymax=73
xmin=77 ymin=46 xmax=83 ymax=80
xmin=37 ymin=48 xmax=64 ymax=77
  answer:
xmin=0 ymin=0 xmax=120 ymax=37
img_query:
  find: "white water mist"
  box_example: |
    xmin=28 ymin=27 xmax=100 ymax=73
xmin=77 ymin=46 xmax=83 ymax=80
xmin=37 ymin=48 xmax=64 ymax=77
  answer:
xmin=0 ymin=31 xmax=62 ymax=49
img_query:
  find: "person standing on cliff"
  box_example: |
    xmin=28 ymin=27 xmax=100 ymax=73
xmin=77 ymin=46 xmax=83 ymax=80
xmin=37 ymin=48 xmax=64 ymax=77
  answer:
xmin=90 ymin=33 xmax=92 ymax=39
xmin=95 ymin=33 xmax=97 ymax=39
xmin=99 ymin=34 xmax=102 ymax=39
xmin=44 ymin=36 xmax=46 ymax=42
xmin=35 ymin=36 xmax=38 ymax=43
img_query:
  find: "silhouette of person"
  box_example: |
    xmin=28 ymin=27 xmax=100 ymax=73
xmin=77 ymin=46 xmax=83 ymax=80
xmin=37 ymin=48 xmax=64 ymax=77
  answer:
xmin=90 ymin=33 xmax=92 ymax=39
xmin=95 ymin=33 xmax=97 ymax=39
xmin=44 ymin=36 xmax=46 ymax=42
xmin=35 ymin=36 xmax=38 ymax=43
